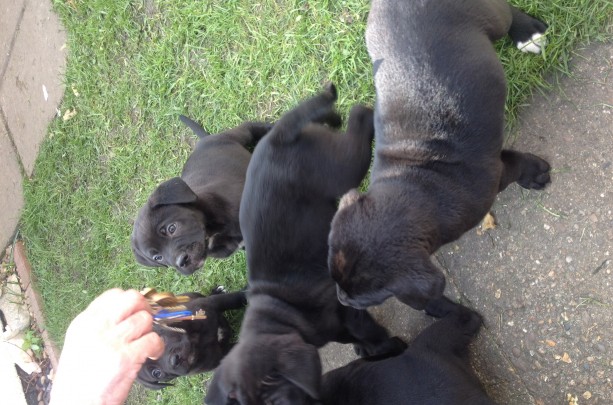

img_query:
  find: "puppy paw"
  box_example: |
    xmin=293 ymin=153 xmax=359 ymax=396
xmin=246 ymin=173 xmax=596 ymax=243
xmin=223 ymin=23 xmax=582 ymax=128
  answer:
xmin=517 ymin=154 xmax=551 ymax=190
xmin=323 ymin=82 xmax=338 ymax=101
xmin=509 ymin=11 xmax=548 ymax=54
xmin=424 ymin=296 xmax=460 ymax=318
xmin=353 ymin=337 xmax=407 ymax=358
xmin=516 ymin=32 xmax=547 ymax=54
xmin=455 ymin=308 xmax=483 ymax=337
xmin=212 ymin=285 xmax=227 ymax=295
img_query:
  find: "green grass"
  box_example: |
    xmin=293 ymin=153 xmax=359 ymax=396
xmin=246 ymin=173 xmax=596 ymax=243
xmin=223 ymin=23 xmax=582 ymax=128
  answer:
xmin=19 ymin=0 xmax=612 ymax=402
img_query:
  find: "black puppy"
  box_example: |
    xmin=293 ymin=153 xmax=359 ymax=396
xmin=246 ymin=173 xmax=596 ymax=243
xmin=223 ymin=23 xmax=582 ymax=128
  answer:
xmin=321 ymin=299 xmax=497 ymax=405
xmin=329 ymin=0 xmax=551 ymax=310
xmin=132 ymin=115 xmax=271 ymax=275
xmin=205 ymin=86 xmax=406 ymax=405
xmin=137 ymin=287 xmax=246 ymax=389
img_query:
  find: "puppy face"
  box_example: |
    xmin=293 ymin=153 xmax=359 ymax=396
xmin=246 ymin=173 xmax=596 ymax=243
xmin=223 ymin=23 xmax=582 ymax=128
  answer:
xmin=328 ymin=189 xmax=445 ymax=310
xmin=132 ymin=204 xmax=207 ymax=275
xmin=131 ymin=178 xmax=208 ymax=275
xmin=137 ymin=323 xmax=224 ymax=389
xmin=206 ymin=334 xmax=321 ymax=405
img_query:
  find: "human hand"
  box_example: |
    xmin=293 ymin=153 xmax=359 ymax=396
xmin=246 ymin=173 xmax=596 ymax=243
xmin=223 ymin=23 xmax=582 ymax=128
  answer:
xmin=50 ymin=289 xmax=165 ymax=405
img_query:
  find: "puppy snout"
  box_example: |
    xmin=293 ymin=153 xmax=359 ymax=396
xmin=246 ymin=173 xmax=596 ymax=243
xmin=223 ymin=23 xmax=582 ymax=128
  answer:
xmin=176 ymin=253 xmax=189 ymax=268
xmin=170 ymin=353 xmax=181 ymax=368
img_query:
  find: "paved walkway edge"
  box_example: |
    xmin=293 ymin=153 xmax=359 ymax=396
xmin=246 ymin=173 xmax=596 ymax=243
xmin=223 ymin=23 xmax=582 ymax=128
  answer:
xmin=14 ymin=241 xmax=60 ymax=371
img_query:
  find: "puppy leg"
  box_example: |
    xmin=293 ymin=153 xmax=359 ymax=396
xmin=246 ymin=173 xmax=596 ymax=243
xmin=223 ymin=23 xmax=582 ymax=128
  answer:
xmin=317 ymin=105 xmax=375 ymax=197
xmin=424 ymin=296 xmax=462 ymax=318
xmin=207 ymin=233 xmax=243 ymax=259
xmin=223 ymin=122 xmax=274 ymax=146
xmin=499 ymin=149 xmax=551 ymax=191
xmin=203 ymin=290 xmax=247 ymax=312
xmin=508 ymin=6 xmax=548 ymax=54
xmin=314 ymin=110 xmax=343 ymax=128
xmin=412 ymin=304 xmax=483 ymax=360
xmin=340 ymin=306 xmax=407 ymax=358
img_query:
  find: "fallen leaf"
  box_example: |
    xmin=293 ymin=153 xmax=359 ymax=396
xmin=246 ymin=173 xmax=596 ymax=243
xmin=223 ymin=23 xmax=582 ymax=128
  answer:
xmin=63 ymin=109 xmax=77 ymax=121
xmin=71 ymin=84 xmax=80 ymax=97
xmin=545 ymin=339 xmax=556 ymax=347
xmin=477 ymin=212 xmax=496 ymax=235
xmin=582 ymin=391 xmax=592 ymax=400
xmin=495 ymin=289 xmax=501 ymax=299
xmin=566 ymin=393 xmax=579 ymax=405
xmin=561 ymin=352 xmax=572 ymax=363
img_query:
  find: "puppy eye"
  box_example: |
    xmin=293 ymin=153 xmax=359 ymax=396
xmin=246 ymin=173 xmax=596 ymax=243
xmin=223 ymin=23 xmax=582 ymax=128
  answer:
xmin=151 ymin=368 xmax=163 ymax=379
xmin=167 ymin=223 xmax=176 ymax=234
xmin=153 ymin=255 xmax=163 ymax=262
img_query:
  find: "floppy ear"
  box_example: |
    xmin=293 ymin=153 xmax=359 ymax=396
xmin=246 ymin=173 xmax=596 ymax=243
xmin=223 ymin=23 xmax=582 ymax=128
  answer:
xmin=277 ymin=335 xmax=322 ymax=400
xmin=338 ymin=188 xmax=361 ymax=210
xmin=149 ymin=177 xmax=198 ymax=208
xmin=390 ymin=254 xmax=446 ymax=310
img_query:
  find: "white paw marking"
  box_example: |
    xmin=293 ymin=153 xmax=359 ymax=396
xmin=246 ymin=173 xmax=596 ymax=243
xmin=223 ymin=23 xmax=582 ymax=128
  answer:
xmin=215 ymin=285 xmax=226 ymax=293
xmin=237 ymin=240 xmax=245 ymax=249
xmin=517 ymin=33 xmax=546 ymax=54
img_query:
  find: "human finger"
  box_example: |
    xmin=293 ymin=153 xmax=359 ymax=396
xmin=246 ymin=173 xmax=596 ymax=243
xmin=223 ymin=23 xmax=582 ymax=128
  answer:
xmin=99 ymin=289 xmax=150 ymax=325
xmin=113 ymin=309 xmax=154 ymax=342
xmin=129 ymin=331 xmax=165 ymax=362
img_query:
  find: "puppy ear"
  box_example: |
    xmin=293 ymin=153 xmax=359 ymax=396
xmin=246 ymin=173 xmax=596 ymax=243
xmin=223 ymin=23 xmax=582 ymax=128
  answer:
xmin=338 ymin=188 xmax=361 ymax=210
xmin=390 ymin=254 xmax=446 ymax=310
xmin=277 ymin=335 xmax=322 ymax=400
xmin=149 ymin=177 xmax=198 ymax=208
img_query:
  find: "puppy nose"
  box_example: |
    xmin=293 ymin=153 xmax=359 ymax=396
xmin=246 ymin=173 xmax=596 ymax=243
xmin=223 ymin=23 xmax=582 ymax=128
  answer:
xmin=170 ymin=354 xmax=181 ymax=367
xmin=176 ymin=253 xmax=189 ymax=268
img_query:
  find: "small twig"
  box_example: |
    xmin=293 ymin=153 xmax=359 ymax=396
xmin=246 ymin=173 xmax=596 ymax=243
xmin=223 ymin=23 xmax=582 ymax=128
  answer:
xmin=575 ymin=296 xmax=607 ymax=309
xmin=535 ymin=201 xmax=565 ymax=218
xmin=592 ymin=259 xmax=610 ymax=275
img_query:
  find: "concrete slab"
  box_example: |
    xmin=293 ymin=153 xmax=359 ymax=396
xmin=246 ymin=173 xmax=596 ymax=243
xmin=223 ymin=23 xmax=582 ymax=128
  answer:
xmin=0 ymin=117 xmax=23 ymax=251
xmin=0 ymin=0 xmax=25 ymax=74
xmin=0 ymin=0 xmax=66 ymax=176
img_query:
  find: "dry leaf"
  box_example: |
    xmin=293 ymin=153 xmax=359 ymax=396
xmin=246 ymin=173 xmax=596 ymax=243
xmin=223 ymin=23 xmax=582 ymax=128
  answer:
xmin=71 ymin=84 xmax=80 ymax=97
xmin=477 ymin=212 xmax=496 ymax=235
xmin=566 ymin=393 xmax=579 ymax=405
xmin=63 ymin=109 xmax=77 ymax=121
xmin=582 ymin=391 xmax=592 ymax=400
xmin=561 ymin=352 xmax=572 ymax=363
xmin=545 ymin=339 xmax=556 ymax=347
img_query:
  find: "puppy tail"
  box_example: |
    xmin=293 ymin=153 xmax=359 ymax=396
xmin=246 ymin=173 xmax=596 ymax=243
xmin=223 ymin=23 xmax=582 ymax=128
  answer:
xmin=179 ymin=115 xmax=209 ymax=139
xmin=267 ymin=83 xmax=338 ymax=144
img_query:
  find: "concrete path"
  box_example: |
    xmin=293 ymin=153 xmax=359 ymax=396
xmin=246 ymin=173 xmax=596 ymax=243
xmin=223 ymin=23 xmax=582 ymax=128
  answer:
xmin=321 ymin=42 xmax=613 ymax=405
xmin=0 ymin=0 xmax=66 ymax=250
xmin=0 ymin=0 xmax=66 ymax=403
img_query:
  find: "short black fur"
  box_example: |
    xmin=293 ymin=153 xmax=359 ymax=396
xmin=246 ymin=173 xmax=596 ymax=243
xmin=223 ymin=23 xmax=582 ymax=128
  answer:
xmin=131 ymin=115 xmax=271 ymax=275
xmin=320 ymin=299 xmax=498 ymax=405
xmin=205 ymin=85 xmax=406 ymax=405
xmin=329 ymin=0 xmax=551 ymax=310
